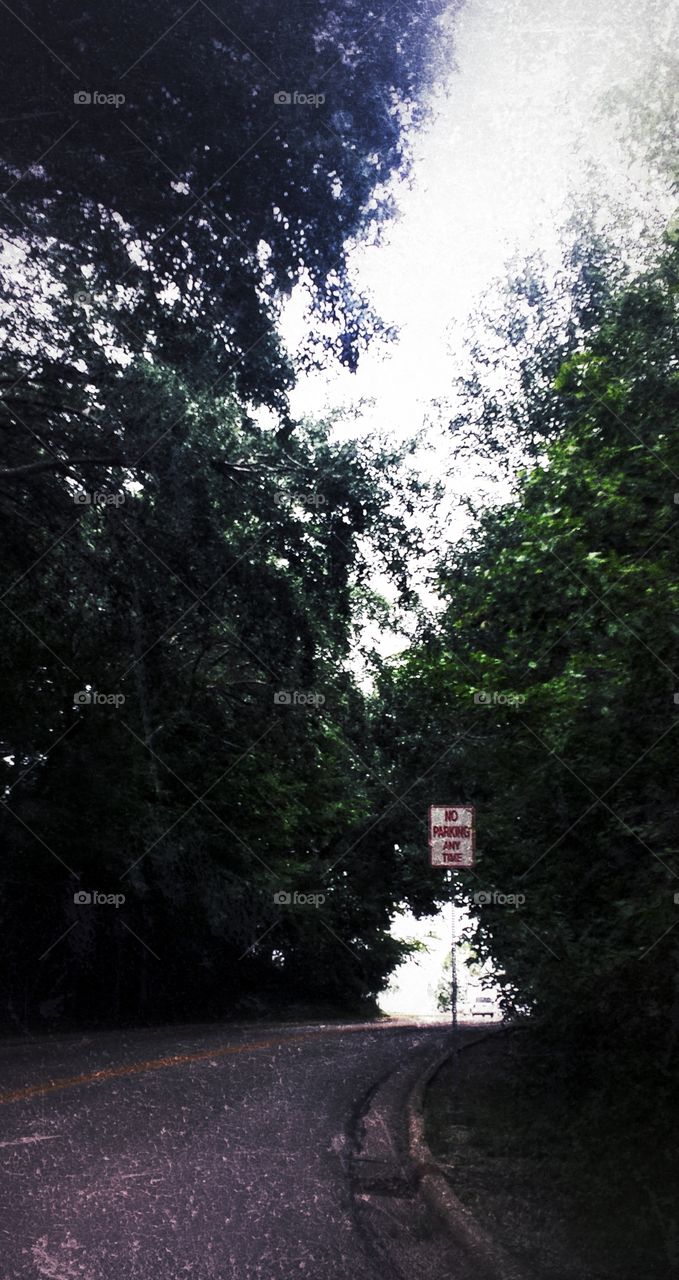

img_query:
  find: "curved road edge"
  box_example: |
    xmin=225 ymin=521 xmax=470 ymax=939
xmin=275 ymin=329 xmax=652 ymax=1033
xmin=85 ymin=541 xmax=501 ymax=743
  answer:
xmin=406 ymin=1036 xmax=533 ymax=1280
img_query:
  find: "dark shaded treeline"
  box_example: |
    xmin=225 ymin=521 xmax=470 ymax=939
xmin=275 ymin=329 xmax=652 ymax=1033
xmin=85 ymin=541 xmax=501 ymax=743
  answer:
xmin=372 ymin=232 xmax=679 ymax=1264
xmin=0 ymin=0 xmax=453 ymax=1027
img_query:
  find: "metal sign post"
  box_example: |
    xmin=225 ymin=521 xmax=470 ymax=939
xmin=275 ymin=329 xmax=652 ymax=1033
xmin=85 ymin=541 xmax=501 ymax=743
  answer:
xmin=429 ymin=806 xmax=476 ymax=1048
xmin=449 ymin=870 xmax=457 ymax=1038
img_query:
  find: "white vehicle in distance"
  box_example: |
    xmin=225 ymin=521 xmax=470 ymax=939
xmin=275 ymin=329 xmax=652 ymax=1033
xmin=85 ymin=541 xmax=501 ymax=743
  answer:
xmin=471 ymin=994 xmax=498 ymax=1019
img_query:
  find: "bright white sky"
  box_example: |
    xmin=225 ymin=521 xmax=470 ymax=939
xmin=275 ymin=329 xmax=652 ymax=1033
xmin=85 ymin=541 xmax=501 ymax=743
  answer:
xmin=291 ymin=0 xmax=677 ymax=1016
xmin=284 ymin=0 xmax=676 ymax=446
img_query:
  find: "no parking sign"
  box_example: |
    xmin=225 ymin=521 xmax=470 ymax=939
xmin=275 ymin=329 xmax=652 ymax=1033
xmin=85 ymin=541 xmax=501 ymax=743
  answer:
xmin=428 ymin=805 xmax=476 ymax=868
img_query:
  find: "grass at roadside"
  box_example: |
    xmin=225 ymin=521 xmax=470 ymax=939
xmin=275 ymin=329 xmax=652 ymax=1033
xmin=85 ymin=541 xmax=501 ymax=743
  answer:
xmin=424 ymin=1029 xmax=673 ymax=1280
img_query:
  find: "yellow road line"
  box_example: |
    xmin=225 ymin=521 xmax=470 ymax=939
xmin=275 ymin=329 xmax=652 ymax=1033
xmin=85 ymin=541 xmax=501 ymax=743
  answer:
xmin=0 ymin=1033 xmax=314 ymax=1106
xmin=0 ymin=1021 xmax=407 ymax=1107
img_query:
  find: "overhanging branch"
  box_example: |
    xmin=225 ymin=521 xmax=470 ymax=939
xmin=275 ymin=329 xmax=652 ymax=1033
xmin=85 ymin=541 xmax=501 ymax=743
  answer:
xmin=0 ymin=456 xmax=128 ymax=479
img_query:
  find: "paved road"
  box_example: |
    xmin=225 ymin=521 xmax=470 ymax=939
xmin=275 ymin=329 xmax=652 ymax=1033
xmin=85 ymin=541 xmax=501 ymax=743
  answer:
xmin=0 ymin=1020 xmax=450 ymax=1279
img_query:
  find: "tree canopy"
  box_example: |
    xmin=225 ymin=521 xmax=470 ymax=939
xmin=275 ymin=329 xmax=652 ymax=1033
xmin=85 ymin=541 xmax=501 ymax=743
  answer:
xmin=0 ymin=0 xmax=451 ymax=1027
xmin=371 ymin=232 xmax=679 ymax=1240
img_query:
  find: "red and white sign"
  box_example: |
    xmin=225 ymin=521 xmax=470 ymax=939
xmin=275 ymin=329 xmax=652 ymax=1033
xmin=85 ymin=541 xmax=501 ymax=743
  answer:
xmin=429 ymin=805 xmax=476 ymax=868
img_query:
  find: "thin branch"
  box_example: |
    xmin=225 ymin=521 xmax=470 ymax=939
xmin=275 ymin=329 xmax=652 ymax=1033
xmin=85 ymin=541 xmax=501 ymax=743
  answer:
xmin=0 ymin=456 xmax=127 ymax=478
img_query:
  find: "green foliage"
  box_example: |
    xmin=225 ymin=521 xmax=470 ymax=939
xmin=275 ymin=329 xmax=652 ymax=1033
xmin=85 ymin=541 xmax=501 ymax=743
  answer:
xmin=445 ymin=226 xmax=629 ymax=474
xmin=0 ymin=327 xmax=434 ymax=1020
xmin=375 ymin=239 xmax=679 ymax=1251
xmin=0 ymin=0 xmax=451 ymax=1026
xmin=0 ymin=0 xmax=451 ymax=407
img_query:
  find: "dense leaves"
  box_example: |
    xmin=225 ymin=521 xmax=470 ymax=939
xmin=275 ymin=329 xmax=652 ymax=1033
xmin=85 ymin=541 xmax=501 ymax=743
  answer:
xmin=0 ymin=1 xmax=450 ymax=1027
xmin=373 ymin=237 xmax=679 ymax=1255
xmin=0 ymin=339 xmax=432 ymax=1023
xmin=0 ymin=0 xmax=452 ymax=406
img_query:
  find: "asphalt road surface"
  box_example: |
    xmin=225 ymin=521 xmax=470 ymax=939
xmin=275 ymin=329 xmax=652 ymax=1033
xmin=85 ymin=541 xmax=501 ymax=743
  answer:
xmin=0 ymin=1019 xmax=451 ymax=1279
